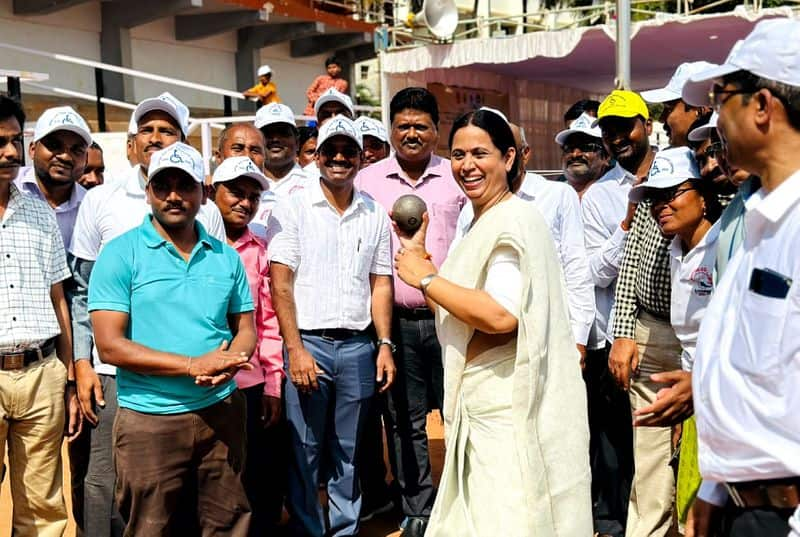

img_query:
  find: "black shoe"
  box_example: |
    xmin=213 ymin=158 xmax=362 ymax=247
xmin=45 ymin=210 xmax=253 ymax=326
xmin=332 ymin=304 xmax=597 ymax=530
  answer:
xmin=401 ymin=517 xmax=428 ymax=537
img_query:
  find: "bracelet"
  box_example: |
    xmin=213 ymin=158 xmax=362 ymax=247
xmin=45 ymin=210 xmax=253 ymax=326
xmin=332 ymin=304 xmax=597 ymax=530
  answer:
xmin=65 ymin=379 xmax=77 ymax=388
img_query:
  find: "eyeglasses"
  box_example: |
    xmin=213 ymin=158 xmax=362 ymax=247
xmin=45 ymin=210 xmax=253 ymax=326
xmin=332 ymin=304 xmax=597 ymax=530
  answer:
xmin=644 ymin=186 xmax=696 ymax=205
xmin=562 ymin=142 xmax=604 ymax=154
xmin=319 ymin=145 xmax=360 ymax=159
xmin=704 ymin=141 xmax=724 ymax=159
xmin=708 ymin=84 xmax=755 ymax=112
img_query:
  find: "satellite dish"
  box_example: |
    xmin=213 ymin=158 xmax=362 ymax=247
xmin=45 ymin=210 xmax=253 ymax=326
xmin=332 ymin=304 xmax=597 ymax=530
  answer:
xmin=414 ymin=0 xmax=458 ymax=41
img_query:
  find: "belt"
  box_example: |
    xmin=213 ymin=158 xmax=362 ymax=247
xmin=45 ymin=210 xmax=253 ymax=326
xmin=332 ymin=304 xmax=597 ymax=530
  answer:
xmin=299 ymin=329 xmax=364 ymax=341
xmin=725 ymin=478 xmax=800 ymax=509
xmin=0 ymin=338 xmax=57 ymax=371
xmin=394 ymin=306 xmax=434 ymax=320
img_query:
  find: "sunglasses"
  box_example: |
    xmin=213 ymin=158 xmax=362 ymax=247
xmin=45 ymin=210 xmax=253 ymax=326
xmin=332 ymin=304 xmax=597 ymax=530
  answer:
xmin=644 ymin=186 xmax=696 ymax=205
xmin=562 ymin=142 xmax=604 ymax=154
xmin=319 ymin=145 xmax=360 ymax=159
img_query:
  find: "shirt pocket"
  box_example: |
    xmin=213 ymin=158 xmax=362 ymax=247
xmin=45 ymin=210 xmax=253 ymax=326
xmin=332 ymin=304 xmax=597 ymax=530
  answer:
xmin=731 ymin=290 xmax=787 ymax=384
xmin=195 ymin=274 xmax=236 ymax=327
xmin=353 ymin=240 xmax=378 ymax=282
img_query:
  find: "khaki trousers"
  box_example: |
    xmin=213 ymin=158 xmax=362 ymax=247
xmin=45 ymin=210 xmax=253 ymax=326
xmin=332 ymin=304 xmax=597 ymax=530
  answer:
xmin=0 ymin=353 xmax=68 ymax=537
xmin=626 ymin=312 xmax=681 ymax=537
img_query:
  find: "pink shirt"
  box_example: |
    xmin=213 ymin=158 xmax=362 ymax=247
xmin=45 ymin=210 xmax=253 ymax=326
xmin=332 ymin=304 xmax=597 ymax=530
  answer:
xmin=355 ymin=154 xmax=466 ymax=308
xmin=231 ymin=229 xmax=283 ymax=397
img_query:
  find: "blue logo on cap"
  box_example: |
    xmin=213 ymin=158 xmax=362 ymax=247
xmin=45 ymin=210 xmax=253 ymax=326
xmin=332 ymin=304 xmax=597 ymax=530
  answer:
xmin=233 ymin=159 xmax=258 ymax=174
xmin=49 ymin=112 xmax=78 ymax=126
xmin=649 ymin=157 xmax=675 ymax=178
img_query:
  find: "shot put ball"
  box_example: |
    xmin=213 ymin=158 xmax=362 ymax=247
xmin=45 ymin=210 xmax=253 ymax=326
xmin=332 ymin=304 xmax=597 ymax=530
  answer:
xmin=392 ymin=194 xmax=427 ymax=234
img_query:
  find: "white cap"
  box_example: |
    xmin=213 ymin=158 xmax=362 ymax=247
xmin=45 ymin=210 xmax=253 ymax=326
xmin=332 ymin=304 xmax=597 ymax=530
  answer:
xmin=640 ymin=61 xmax=719 ymax=103
xmin=128 ymin=111 xmax=138 ymax=136
xmin=257 ymin=64 xmax=272 ymax=77
xmin=555 ymin=112 xmax=602 ymax=145
xmin=628 ymin=147 xmax=700 ymax=202
xmin=134 ymin=92 xmax=190 ymax=136
xmin=354 ymin=116 xmax=388 ymax=143
xmin=688 ymin=112 xmax=718 ymax=142
xmin=254 ymin=102 xmax=296 ymax=130
xmin=683 ymin=19 xmax=800 ymax=106
xmin=314 ymin=88 xmax=354 ymax=117
xmin=148 ymin=142 xmax=205 ymax=183
xmin=211 ymin=156 xmax=269 ymax=190
xmin=317 ymin=115 xmax=362 ymax=150
xmin=33 ymin=106 xmax=92 ymax=146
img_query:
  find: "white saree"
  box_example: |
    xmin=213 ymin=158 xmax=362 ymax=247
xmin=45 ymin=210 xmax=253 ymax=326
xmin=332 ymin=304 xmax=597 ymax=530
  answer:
xmin=426 ymin=196 xmax=593 ymax=537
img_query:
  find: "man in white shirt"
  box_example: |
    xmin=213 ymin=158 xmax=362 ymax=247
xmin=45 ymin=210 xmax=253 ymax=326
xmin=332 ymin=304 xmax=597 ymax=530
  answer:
xmin=680 ymin=18 xmax=800 ymax=537
xmin=301 ymin=89 xmax=355 ymax=177
xmin=556 ymin=113 xmax=634 ymax=537
xmin=269 ymin=116 xmax=396 ymax=537
xmin=250 ymin=102 xmax=309 ymax=237
xmin=67 ymin=92 xmax=224 ymax=537
xmin=454 ymin=122 xmax=595 ymax=359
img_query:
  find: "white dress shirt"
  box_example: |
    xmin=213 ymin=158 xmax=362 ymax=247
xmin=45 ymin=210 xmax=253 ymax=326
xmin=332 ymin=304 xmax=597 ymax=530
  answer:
xmin=268 ymin=178 xmax=392 ymax=331
xmin=454 ymin=172 xmax=595 ymax=345
xmin=668 ymin=222 xmax=719 ymax=372
xmin=580 ymin=164 xmax=636 ymax=350
xmin=68 ymin=164 xmax=226 ymax=375
xmin=250 ymin=163 xmax=310 ymax=239
xmin=694 ymin=170 xmax=800 ymax=508
xmin=15 ymin=166 xmax=86 ymax=250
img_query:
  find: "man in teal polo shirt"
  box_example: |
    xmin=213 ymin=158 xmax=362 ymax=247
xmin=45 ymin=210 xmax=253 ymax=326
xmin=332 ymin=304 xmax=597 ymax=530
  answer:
xmin=88 ymin=142 xmax=257 ymax=536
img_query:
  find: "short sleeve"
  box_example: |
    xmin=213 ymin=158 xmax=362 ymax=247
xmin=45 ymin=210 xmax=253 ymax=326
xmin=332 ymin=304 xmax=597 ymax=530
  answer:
xmin=88 ymin=238 xmax=133 ymax=313
xmin=47 ymin=219 xmax=71 ymax=285
xmin=370 ymin=210 xmax=393 ymax=276
xmin=267 ymin=198 xmax=300 ymax=271
xmin=484 ymin=246 xmax=522 ymax=318
xmin=69 ymin=189 xmax=102 ymax=261
xmin=227 ymin=254 xmax=255 ymax=314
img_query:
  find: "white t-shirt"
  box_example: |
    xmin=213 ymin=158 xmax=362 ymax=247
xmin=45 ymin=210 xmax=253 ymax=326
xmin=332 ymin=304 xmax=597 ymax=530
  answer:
xmin=669 ymin=221 xmax=720 ymax=372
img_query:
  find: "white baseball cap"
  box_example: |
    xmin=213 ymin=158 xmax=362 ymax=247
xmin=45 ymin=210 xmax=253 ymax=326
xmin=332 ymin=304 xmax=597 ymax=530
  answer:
xmin=33 ymin=106 xmax=92 ymax=146
xmin=314 ymin=88 xmax=354 ymax=117
xmin=640 ymin=61 xmax=719 ymax=103
xmin=628 ymin=147 xmax=701 ymax=202
xmin=127 ymin=111 xmax=138 ymax=136
xmin=254 ymin=102 xmax=296 ymax=130
xmin=682 ymin=18 xmax=800 ymax=106
xmin=555 ymin=112 xmax=602 ymax=145
xmin=211 ymin=156 xmax=270 ymax=191
xmin=257 ymin=64 xmax=272 ymax=77
xmin=317 ymin=115 xmax=362 ymax=150
xmin=134 ymin=92 xmax=190 ymax=136
xmin=354 ymin=116 xmax=388 ymax=143
xmin=688 ymin=112 xmax=718 ymax=142
xmin=148 ymin=142 xmax=205 ymax=184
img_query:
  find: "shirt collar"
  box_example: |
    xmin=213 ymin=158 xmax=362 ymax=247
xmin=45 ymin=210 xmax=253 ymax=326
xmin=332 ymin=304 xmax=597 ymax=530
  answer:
xmin=125 ymin=165 xmax=146 ymax=197
xmin=268 ymin=163 xmax=306 ymax=185
xmin=518 ymin=171 xmax=546 ymax=199
xmin=140 ymin=214 xmax=214 ymax=250
xmin=669 ymin=220 xmax=721 ymax=260
xmin=602 ymin=163 xmax=637 ymax=185
xmin=747 ymin=169 xmax=800 ymax=224
xmin=385 ymin=154 xmax=444 ymax=185
xmin=232 ymin=227 xmax=264 ymax=250
xmin=309 ymin=176 xmax=365 ymax=214
xmin=20 ymin=167 xmax=85 ymax=209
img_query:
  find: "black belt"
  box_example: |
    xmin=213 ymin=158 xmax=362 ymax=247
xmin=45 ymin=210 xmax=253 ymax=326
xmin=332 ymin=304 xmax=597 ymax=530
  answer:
xmin=0 ymin=337 xmax=57 ymax=371
xmin=300 ymin=329 xmax=364 ymax=341
xmin=726 ymin=477 xmax=800 ymax=509
xmin=394 ymin=307 xmax=434 ymax=320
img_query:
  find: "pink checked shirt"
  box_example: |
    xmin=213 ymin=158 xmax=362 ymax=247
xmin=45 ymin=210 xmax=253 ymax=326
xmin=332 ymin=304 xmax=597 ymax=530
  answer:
xmin=355 ymin=154 xmax=466 ymax=309
xmin=231 ymin=229 xmax=283 ymax=397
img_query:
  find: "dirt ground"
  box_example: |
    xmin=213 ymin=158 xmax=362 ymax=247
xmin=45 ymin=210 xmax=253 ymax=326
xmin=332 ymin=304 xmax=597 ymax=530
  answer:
xmin=1 ymin=414 xmax=445 ymax=537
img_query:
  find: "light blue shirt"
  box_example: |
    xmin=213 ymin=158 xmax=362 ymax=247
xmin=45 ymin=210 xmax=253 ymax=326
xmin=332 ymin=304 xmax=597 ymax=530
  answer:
xmin=88 ymin=215 xmax=254 ymax=414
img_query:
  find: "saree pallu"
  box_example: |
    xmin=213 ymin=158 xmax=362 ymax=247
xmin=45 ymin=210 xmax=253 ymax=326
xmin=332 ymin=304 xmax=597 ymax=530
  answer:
xmin=426 ymin=196 xmax=593 ymax=537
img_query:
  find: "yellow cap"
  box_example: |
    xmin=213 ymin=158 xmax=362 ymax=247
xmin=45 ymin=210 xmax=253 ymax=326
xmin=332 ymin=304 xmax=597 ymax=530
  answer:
xmin=597 ymin=90 xmax=649 ymax=121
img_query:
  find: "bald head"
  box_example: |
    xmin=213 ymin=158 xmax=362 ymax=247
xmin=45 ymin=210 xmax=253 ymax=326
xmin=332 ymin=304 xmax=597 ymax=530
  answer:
xmin=215 ymin=122 xmax=266 ymax=170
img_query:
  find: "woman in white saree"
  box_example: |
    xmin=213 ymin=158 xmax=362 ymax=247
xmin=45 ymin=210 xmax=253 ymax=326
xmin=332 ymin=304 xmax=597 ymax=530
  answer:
xmin=394 ymin=109 xmax=593 ymax=537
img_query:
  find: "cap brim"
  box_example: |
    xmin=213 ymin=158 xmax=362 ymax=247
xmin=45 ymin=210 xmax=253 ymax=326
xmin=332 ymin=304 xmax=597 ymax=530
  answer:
xmin=213 ymin=171 xmax=270 ymax=191
xmin=363 ymin=133 xmax=389 ymax=143
xmin=681 ymin=63 xmax=740 ymax=106
xmin=135 ymin=100 xmax=186 ymax=135
xmin=150 ymin=165 xmax=203 ymax=184
xmin=688 ymin=124 xmax=715 ymax=142
xmin=640 ymin=87 xmax=681 ymax=104
xmin=255 ymin=118 xmax=296 ymax=130
xmin=35 ymin=125 xmax=92 ymax=146
xmin=314 ymin=96 xmax=354 ymax=116
xmin=628 ymin=176 xmax=693 ymax=202
xmin=555 ymin=127 xmax=601 ymax=145
xmin=318 ymin=132 xmax=362 ymax=151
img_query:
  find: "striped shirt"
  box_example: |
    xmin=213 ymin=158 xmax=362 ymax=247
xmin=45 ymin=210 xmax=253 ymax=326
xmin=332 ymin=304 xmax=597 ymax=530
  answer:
xmin=268 ymin=178 xmax=392 ymax=330
xmin=0 ymin=184 xmax=71 ymax=351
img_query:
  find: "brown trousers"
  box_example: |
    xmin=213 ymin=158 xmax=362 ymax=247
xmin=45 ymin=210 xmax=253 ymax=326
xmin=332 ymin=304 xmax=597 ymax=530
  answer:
xmin=113 ymin=391 xmax=250 ymax=537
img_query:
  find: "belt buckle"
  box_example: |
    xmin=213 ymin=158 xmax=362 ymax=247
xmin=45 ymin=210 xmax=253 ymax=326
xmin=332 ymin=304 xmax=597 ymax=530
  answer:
xmin=725 ymin=483 xmax=747 ymax=508
xmin=2 ymin=353 xmax=25 ymax=370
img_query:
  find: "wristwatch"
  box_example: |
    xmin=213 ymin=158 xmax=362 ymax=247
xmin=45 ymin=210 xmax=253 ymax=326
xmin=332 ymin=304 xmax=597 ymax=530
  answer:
xmin=420 ymin=273 xmax=437 ymax=295
xmin=377 ymin=338 xmax=397 ymax=354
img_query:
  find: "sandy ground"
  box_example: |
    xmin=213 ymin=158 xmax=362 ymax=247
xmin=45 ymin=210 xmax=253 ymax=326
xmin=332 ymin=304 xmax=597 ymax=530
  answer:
xmin=1 ymin=414 xmax=445 ymax=537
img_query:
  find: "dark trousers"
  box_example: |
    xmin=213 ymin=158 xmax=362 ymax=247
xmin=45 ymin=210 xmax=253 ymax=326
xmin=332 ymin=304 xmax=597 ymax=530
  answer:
xmin=241 ymin=384 xmax=288 ymax=537
xmin=723 ymin=504 xmax=793 ymax=537
xmin=357 ymin=392 xmax=392 ymax=508
xmin=584 ymin=346 xmax=634 ymax=537
xmin=383 ymin=313 xmax=443 ymax=519
xmin=113 ymin=391 xmax=250 ymax=537
xmin=69 ymin=373 xmax=125 ymax=537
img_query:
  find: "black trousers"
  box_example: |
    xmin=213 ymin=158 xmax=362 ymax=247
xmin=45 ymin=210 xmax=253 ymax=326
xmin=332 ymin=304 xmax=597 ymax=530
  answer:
xmin=584 ymin=346 xmax=634 ymax=537
xmin=722 ymin=503 xmax=794 ymax=537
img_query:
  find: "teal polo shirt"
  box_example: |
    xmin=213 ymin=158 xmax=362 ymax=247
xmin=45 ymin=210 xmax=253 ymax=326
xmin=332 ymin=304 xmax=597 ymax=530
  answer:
xmin=88 ymin=215 xmax=254 ymax=414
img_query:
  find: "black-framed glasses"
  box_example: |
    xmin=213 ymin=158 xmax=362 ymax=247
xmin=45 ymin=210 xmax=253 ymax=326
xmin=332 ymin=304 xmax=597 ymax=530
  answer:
xmin=708 ymin=84 xmax=755 ymax=112
xmin=704 ymin=141 xmax=724 ymax=159
xmin=562 ymin=142 xmax=604 ymax=154
xmin=319 ymin=145 xmax=360 ymax=159
xmin=644 ymin=186 xmax=696 ymax=205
